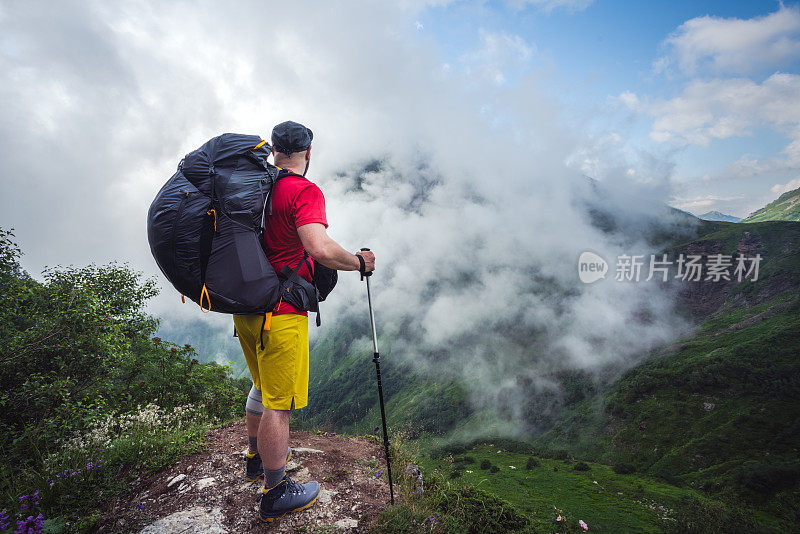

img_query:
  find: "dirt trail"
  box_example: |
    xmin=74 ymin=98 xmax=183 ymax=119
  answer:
xmin=97 ymin=421 xmax=392 ymax=533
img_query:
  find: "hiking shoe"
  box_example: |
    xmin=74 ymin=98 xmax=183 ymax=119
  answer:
xmin=245 ymin=447 xmax=292 ymax=481
xmin=258 ymin=476 xmax=320 ymax=522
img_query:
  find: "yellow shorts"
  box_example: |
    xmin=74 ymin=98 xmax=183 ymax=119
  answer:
xmin=233 ymin=313 xmax=309 ymax=411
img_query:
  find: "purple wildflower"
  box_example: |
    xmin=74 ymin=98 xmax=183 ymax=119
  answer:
xmin=375 ymin=470 xmax=382 ymax=479
xmin=0 ymin=510 xmax=10 ymax=530
xmin=14 ymin=513 xmax=44 ymax=534
xmin=374 ymin=425 xmax=379 ymax=432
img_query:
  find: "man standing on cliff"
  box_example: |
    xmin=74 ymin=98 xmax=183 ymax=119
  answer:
xmin=233 ymin=121 xmax=375 ymax=522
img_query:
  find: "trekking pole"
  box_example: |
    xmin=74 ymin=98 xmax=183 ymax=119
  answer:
xmin=360 ymin=247 xmax=394 ymax=505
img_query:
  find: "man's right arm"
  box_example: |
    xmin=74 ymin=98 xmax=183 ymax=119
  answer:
xmin=297 ymin=223 xmax=375 ymax=272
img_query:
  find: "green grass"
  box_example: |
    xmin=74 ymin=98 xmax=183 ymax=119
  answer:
xmin=419 ymin=445 xmax=715 ymax=533
xmin=377 ymin=437 xmax=760 ymax=533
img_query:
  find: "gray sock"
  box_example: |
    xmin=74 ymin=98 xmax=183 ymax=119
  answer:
xmin=264 ymin=465 xmax=285 ymax=490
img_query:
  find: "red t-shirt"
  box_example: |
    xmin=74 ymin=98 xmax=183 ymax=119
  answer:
xmin=264 ymin=173 xmax=328 ymax=316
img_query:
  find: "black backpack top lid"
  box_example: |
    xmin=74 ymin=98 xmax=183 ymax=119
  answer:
xmin=147 ymin=133 xmax=282 ymax=314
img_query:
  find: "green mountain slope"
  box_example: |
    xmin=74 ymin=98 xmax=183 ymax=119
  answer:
xmin=297 ymin=317 xmax=470 ymax=436
xmin=742 ymin=187 xmax=800 ymax=222
xmin=300 ymin=218 xmax=800 ymax=529
xmin=533 ymin=220 xmax=800 ymax=529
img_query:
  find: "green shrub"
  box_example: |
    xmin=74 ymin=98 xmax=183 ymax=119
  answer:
xmin=573 ymin=461 xmax=590 ymax=471
xmin=734 ymin=461 xmax=800 ymax=497
xmin=525 ymin=457 xmax=540 ymax=469
xmin=480 ymin=459 xmax=492 ymax=470
xmin=661 ymin=496 xmax=757 ymax=533
xmin=490 ymin=465 xmax=500 ymax=473
xmin=0 ymin=229 xmax=247 ymax=529
xmin=655 ymin=468 xmax=681 ymax=486
xmin=435 ymin=486 xmax=530 ymax=533
xmin=613 ymin=462 xmax=636 ymax=474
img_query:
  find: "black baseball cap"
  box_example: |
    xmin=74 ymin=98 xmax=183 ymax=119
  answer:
xmin=271 ymin=120 xmax=313 ymax=155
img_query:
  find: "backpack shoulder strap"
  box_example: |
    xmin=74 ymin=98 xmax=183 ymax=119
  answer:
xmin=266 ymin=168 xmax=305 ymax=216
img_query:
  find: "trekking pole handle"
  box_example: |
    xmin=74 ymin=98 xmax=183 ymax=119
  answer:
xmin=358 ymin=247 xmax=372 ymax=279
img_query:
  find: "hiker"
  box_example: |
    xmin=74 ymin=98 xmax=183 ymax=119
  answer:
xmin=233 ymin=121 xmax=375 ymax=522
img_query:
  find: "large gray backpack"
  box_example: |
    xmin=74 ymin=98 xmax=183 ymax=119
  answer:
xmin=147 ymin=133 xmax=284 ymax=314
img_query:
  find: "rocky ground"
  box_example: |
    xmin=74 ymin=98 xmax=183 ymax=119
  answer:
xmin=96 ymin=421 xmax=393 ymax=533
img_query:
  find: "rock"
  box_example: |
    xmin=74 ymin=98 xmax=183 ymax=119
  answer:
xmin=196 ymin=477 xmax=216 ymax=490
xmin=703 ymin=402 xmax=715 ymax=411
xmin=335 ymin=518 xmax=359 ymax=529
xmin=237 ymin=482 xmax=255 ymax=493
xmin=167 ymin=474 xmax=186 ymax=488
xmin=139 ymin=506 xmax=227 ymax=533
xmin=405 ymin=464 xmax=424 ymax=496
xmin=292 ymin=447 xmax=324 ymax=454
xmin=292 ymin=467 xmax=311 ymax=482
xmin=186 ymin=465 xmax=194 ymax=474
xmin=285 ymin=460 xmax=302 ymax=472
xmin=318 ymin=489 xmax=337 ymax=504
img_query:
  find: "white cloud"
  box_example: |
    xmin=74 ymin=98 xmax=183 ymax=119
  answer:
xmin=771 ymin=176 xmax=800 ymax=195
xmin=633 ymin=73 xmax=800 ymax=171
xmin=0 ymin=0 xmax=688 ymax=432
xmin=657 ymin=5 xmax=800 ymax=75
xmin=616 ymin=90 xmax=641 ymax=112
xmin=459 ymin=29 xmax=536 ymax=86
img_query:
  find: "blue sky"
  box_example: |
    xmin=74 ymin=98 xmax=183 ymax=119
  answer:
xmin=415 ymin=0 xmax=800 ymax=217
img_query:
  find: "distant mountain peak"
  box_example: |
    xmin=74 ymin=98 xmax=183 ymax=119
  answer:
xmin=698 ymin=210 xmax=741 ymax=223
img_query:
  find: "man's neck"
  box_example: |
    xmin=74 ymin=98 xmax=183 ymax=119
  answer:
xmin=280 ymin=163 xmax=306 ymax=175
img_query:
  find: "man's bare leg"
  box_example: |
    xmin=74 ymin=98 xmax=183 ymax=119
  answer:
xmin=259 ymin=408 xmax=291 ymax=487
xmin=246 ymin=412 xmax=260 ymax=444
